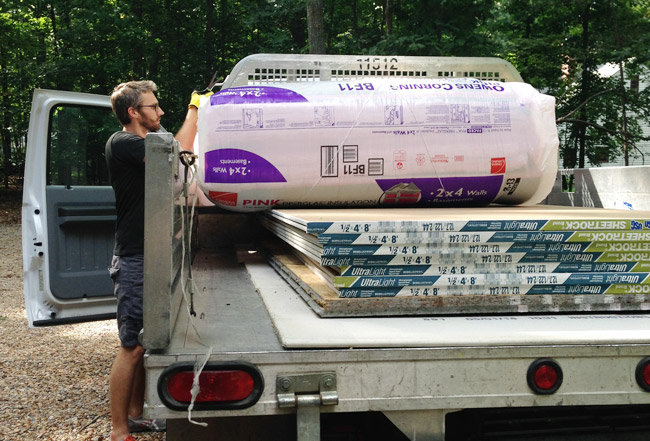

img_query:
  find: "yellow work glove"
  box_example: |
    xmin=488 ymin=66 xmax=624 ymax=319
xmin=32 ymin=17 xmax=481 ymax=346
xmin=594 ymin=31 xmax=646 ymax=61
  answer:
xmin=188 ymin=89 xmax=214 ymax=109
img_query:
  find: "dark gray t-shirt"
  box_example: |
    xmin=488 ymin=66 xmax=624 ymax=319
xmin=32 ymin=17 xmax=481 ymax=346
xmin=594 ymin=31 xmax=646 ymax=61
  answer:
xmin=105 ymin=131 xmax=145 ymax=256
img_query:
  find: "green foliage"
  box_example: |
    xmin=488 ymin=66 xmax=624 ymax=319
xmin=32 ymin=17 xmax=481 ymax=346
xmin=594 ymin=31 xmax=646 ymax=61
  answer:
xmin=1 ymin=0 xmax=650 ymax=187
xmin=0 ymin=1 xmax=47 ymax=185
xmin=497 ymin=0 xmax=650 ymax=167
xmin=48 ymin=105 xmax=119 ymax=186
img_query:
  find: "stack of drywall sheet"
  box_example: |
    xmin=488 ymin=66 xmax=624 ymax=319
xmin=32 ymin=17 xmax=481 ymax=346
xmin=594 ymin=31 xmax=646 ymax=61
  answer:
xmin=262 ymin=205 xmax=650 ymax=317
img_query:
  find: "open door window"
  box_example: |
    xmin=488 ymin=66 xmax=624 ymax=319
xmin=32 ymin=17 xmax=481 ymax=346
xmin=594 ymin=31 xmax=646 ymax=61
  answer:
xmin=23 ymin=89 xmax=121 ymax=326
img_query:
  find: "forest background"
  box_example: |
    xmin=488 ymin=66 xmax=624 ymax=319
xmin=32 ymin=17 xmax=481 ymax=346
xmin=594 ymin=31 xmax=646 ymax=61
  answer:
xmin=1 ymin=0 xmax=650 ymax=189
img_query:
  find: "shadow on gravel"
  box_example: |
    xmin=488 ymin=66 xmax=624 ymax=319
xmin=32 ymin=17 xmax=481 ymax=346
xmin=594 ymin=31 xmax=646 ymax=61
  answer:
xmin=0 ymin=188 xmax=22 ymax=224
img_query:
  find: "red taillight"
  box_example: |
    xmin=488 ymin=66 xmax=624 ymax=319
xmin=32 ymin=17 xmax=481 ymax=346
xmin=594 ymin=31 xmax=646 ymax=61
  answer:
xmin=533 ymin=365 xmax=559 ymax=390
xmin=167 ymin=370 xmax=254 ymax=403
xmin=159 ymin=362 xmax=263 ymax=411
xmin=527 ymin=359 xmax=563 ymax=394
xmin=635 ymin=357 xmax=650 ymax=392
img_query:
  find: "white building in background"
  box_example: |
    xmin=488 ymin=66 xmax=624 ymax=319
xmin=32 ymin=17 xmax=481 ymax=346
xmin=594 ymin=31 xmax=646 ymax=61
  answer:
xmin=550 ymin=64 xmax=650 ymax=211
xmin=584 ymin=63 xmax=650 ymax=167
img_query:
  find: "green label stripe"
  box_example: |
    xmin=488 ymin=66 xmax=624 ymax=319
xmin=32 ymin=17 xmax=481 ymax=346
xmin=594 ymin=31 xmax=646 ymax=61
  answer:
xmin=585 ymin=242 xmax=650 ymax=252
xmin=322 ymin=251 xmax=650 ymax=266
xmin=338 ymin=261 xmax=648 ymax=276
xmin=319 ymin=231 xmax=650 ymax=245
xmin=597 ymin=251 xmax=650 ymax=262
xmin=338 ymin=284 xmax=650 ymax=298
xmin=307 ymin=218 xmax=650 ymax=234
xmin=605 ymin=284 xmax=650 ymax=294
xmin=333 ymin=272 xmax=650 ymax=288
xmin=568 ymin=231 xmax=650 ymax=242
xmin=542 ymin=219 xmax=650 ymax=231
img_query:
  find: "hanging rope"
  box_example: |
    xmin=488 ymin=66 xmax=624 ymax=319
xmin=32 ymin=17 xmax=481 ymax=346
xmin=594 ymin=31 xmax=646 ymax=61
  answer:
xmin=178 ymin=148 xmax=213 ymax=427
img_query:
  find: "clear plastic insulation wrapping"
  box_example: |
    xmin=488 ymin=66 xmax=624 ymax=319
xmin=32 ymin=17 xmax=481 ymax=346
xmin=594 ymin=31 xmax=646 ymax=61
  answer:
xmin=195 ymin=78 xmax=559 ymax=212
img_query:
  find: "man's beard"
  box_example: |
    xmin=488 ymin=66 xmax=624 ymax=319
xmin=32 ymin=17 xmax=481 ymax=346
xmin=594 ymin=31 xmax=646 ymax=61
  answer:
xmin=143 ymin=119 xmax=161 ymax=132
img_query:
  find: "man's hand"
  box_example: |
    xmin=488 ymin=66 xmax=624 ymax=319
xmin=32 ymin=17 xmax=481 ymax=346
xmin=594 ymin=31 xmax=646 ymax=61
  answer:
xmin=188 ymin=88 xmax=214 ymax=109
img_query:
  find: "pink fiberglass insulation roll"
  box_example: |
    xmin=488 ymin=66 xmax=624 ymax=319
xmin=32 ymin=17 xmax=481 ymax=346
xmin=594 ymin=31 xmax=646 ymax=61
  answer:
xmin=195 ymin=78 xmax=558 ymax=212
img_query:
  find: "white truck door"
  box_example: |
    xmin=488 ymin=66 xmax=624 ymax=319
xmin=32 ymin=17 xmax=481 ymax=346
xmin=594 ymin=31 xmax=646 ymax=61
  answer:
xmin=23 ymin=89 xmax=121 ymax=326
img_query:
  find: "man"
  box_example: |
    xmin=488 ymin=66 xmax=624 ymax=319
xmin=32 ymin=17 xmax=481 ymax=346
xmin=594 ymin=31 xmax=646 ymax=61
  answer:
xmin=106 ymin=80 xmax=207 ymax=441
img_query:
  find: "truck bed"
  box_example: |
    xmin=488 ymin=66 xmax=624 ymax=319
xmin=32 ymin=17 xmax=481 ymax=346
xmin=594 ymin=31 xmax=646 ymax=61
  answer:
xmin=145 ymin=240 xmax=650 ymax=420
xmin=169 ymin=244 xmax=650 ymax=353
xmin=166 ymin=247 xmax=283 ymax=354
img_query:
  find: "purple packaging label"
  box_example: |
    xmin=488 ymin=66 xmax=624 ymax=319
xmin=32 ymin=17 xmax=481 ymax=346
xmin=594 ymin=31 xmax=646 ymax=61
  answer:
xmin=376 ymin=176 xmax=503 ymax=205
xmin=210 ymin=86 xmax=309 ymax=105
xmin=204 ymin=149 xmax=287 ymax=183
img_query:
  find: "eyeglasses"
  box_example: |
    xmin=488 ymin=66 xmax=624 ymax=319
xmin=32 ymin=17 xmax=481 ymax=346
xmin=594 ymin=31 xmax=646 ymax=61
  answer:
xmin=137 ymin=104 xmax=161 ymax=112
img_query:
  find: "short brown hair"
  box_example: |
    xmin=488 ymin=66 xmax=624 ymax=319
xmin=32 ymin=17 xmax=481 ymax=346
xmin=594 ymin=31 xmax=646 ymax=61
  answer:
xmin=110 ymin=80 xmax=158 ymax=125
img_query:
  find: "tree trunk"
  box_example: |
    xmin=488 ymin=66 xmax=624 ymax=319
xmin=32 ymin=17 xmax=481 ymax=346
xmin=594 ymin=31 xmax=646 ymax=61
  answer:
xmin=306 ymin=0 xmax=326 ymax=54
xmin=327 ymin=0 xmax=336 ymax=53
xmin=578 ymin=1 xmax=590 ymax=169
xmin=617 ymin=66 xmax=630 ymax=166
xmin=49 ymin=3 xmax=58 ymax=57
xmin=1 ymin=58 xmax=10 ymax=188
xmin=385 ymin=0 xmax=394 ymax=36
xmin=352 ymin=0 xmax=359 ymax=40
xmin=218 ymin=0 xmax=228 ymax=79
xmin=611 ymin=2 xmax=629 ymax=166
xmin=132 ymin=0 xmax=145 ymax=78
xmin=204 ymin=0 xmax=216 ymax=83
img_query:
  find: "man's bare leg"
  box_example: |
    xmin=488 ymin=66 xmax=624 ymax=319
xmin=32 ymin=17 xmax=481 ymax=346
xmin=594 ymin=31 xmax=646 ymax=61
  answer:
xmin=128 ymin=356 xmax=145 ymax=418
xmin=110 ymin=345 xmax=145 ymax=441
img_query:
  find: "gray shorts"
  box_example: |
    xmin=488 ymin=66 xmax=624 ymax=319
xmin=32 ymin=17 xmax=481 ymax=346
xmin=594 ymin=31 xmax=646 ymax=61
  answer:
xmin=109 ymin=254 xmax=144 ymax=347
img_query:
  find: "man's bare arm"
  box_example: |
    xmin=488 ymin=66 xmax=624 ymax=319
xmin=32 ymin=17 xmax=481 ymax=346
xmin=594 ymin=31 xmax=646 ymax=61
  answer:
xmin=174 ymin=106 xmax=198 ymax=152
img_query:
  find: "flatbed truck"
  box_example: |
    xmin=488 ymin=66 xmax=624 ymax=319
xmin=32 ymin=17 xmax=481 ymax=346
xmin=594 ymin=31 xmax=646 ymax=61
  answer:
xmin=23 ymin=54 xmax=650 ymax=440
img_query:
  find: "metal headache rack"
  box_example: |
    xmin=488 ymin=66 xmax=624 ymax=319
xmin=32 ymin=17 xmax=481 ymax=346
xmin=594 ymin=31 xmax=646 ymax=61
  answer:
xmin=221 ymin=53 xmax=523 ymax=88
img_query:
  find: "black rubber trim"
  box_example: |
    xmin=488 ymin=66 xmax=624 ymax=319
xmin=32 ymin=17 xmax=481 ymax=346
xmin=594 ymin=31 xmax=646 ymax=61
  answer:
xmin=33 ymin=312 xmax=116 ymax=327
xmin=635 ymin=356 xmax=650 ymax=392
xmin=527 ymin=358 xmax=563 ymax=395
xmin=57 ymin=206 xmax=116 ymax=217
xmin=158 ymin=360 xmax=264 ymax=411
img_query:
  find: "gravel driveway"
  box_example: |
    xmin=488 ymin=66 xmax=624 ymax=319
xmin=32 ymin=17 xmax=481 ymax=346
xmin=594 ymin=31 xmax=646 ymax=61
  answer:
xmin=0 ymin=193 xmax=164 ymax=441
